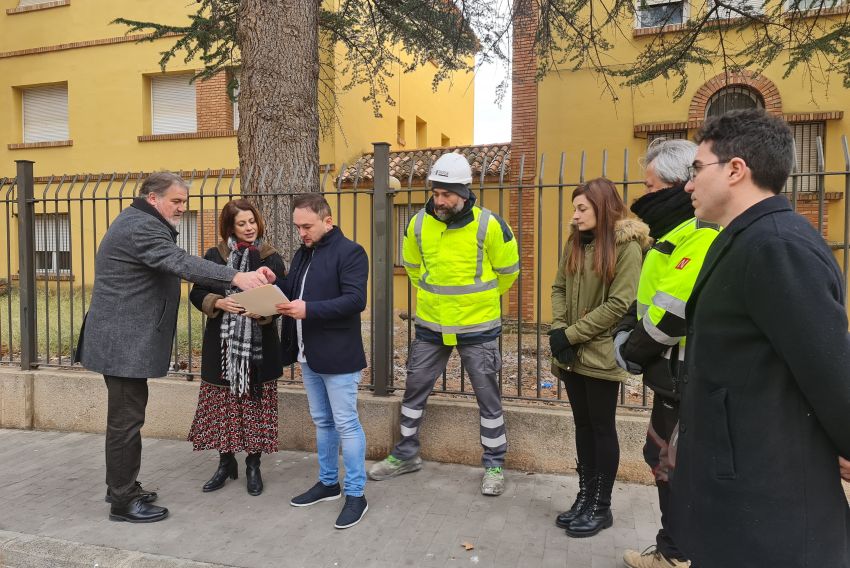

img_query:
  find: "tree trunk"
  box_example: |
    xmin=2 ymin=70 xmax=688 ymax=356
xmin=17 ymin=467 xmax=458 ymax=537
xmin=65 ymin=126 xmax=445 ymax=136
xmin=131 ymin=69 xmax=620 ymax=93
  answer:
xmin=237 ymin=0 xmax=320 ymax=264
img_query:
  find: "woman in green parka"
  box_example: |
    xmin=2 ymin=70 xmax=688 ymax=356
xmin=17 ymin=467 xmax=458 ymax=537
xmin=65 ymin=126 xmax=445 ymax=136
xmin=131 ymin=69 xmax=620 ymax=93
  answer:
xmin=548 ymin=177 xmax=649 ymax=538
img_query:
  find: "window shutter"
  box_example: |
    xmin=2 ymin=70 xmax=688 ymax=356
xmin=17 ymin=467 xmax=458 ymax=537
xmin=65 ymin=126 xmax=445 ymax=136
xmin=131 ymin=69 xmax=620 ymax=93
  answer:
xmin=34 ymin=214 xmax=70 ymax=252
xmin=395 ymin=206 xmax=415 ymax=265
xmin=712 ymin=0 xmax=763 ymax=16
xmin=22 ymin=85 xmax=69 ymax=143
xmin=647 ymin=131 xmax=687 ymax=146
xmin=151 ymin=75 xmax=197 ymax=135
xmin=790 ymin=122 xmax=825 ymax=192
xmin=176 ymin=211 xmax=199 ymax=255
xmin=18 ymin=0 xmax=54 ymax=6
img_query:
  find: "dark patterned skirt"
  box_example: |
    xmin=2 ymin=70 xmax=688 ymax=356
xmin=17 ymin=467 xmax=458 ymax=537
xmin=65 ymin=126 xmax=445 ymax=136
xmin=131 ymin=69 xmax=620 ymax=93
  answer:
xmin=188 ymin=380 xmax=279 ymax=454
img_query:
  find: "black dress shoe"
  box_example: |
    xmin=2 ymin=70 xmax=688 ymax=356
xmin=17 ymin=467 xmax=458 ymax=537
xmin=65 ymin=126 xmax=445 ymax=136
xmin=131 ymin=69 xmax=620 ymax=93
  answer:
xmin=109 ymin=497 xmax=169 ymax=523
xmin=105 ymin=481 xmax=158 ymax=504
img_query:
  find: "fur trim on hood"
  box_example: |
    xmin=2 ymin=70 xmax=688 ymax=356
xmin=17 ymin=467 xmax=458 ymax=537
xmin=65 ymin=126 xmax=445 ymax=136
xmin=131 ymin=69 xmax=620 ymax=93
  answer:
xmin=614 ymin=218 xmax=651 ymax=250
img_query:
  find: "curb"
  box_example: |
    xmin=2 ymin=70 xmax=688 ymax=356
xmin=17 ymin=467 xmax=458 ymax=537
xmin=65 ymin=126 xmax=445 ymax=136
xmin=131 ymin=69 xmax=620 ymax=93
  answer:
xmin=0 ymin=531 xmax=237 ymax=568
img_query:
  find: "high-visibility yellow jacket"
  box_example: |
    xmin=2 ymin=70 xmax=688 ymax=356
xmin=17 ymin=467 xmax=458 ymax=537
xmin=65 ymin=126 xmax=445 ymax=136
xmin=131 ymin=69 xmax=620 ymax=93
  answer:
xmin=403 ymin=200 xmax=519 ymax=346
xmin=621 ymin=216 xmax=719 ymax=398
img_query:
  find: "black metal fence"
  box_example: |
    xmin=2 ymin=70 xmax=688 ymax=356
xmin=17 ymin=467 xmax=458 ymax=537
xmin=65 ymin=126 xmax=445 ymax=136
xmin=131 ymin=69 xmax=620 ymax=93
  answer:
xmin=2 ymin=137 xmax=850 ymax=409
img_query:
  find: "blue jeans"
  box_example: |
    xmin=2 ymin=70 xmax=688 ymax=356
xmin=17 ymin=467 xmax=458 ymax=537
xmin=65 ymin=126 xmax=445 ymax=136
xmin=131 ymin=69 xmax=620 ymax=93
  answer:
xmin=300 ymin=363 xmax=366 ymax=496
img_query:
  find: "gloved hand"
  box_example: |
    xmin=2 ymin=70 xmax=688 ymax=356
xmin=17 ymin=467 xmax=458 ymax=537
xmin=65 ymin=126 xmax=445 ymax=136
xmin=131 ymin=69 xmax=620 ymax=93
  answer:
xmin=548 ymin=328 xmax=569 ymax=355
xmin=613 ymin=330 xmax=643 ymax=374
xmin=548 ymin=329 xmax=575 ymax=366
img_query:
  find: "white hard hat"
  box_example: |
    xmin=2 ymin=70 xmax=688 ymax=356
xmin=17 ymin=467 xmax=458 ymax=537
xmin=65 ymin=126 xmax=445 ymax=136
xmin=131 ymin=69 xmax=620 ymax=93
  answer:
xmin=428 ymin=153 xmax=472 ymax=185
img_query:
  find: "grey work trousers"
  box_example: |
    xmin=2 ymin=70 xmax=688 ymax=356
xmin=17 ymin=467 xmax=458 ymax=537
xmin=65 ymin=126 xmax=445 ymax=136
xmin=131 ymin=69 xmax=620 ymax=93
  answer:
xmin=392 ymin=338 xmax=507 ymax=467
xmin=104 ymin=375 xmax=148 ymax=506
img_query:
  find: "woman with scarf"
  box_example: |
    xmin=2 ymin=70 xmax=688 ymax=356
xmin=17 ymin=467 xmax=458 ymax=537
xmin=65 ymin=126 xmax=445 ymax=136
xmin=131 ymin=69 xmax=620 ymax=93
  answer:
xmin=549 ymin=178 xmax=649 ymax=538
xmin=188 ymin=199 xmax=286 ymax=496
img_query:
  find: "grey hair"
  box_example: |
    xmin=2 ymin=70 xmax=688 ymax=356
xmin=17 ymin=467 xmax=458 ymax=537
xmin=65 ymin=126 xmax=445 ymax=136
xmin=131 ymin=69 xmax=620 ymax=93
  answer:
xmin=643 ymin=138 xmax=697 ymax=185
xmin=138 ymin=172 xmax=189 ymax=197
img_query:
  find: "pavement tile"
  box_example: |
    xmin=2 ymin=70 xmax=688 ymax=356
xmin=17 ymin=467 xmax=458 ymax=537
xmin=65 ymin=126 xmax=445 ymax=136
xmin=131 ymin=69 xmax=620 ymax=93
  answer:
xmin=0 ymin=429 xmax=664 ymax=567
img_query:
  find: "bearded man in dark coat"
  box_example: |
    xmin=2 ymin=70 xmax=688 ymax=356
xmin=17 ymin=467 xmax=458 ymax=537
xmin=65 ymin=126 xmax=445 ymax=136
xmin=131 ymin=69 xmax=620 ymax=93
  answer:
xmin=76 ymin=172 xmax=274 ymax=523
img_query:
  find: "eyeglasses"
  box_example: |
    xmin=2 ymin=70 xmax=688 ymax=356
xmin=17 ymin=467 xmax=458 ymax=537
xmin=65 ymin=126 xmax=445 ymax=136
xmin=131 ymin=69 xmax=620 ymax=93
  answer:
xmin=687 ymin=161 xmax=728 ymax=181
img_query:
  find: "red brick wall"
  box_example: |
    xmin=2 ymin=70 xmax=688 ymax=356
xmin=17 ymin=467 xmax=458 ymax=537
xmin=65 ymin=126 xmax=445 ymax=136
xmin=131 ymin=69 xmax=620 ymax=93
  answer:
xmin=199 ymin=209 xmax=220 ymax=254
xmin=508 ymin=0 xmax=539 ymax=321
xmin=196 ymin=72 xmax=234 ymax=132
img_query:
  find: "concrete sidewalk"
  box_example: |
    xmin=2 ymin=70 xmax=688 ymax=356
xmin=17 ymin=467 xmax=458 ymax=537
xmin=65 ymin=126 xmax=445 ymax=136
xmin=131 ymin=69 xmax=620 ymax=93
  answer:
xmin=0 ymin=429 xmax=662 ymax=568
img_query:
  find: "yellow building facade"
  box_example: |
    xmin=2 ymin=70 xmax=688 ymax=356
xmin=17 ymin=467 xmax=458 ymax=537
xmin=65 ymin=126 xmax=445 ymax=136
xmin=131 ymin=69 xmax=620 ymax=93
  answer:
xmin=0 ymin=0 xmax=473 ymax=176
xmin=509 ymin=3 xmax=850 ymax=322
xmin=0 ymin=0 xmax=474 ymax=291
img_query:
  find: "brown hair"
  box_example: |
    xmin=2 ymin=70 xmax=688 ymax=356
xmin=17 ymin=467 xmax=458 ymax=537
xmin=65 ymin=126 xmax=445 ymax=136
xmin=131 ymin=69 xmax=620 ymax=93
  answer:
xmin=218 ymin=199 xmax=265 ymax=242
xmin=566 ymin=178 xmax=628 ymax=285
xmin=291 ymin=193 xmax=332 ymax=219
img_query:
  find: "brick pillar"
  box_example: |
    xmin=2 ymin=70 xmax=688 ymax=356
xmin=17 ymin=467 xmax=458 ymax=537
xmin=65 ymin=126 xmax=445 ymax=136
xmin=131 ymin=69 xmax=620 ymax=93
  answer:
xmin=795 ymin=197 xmax=829 ymax=237
xmin=199 ymin=209 xmax=220 ymax=255
xmin=508 ymin=0 xmax=538 ymax=322
xmin=196 ymin=72 xmax=234 ymax=132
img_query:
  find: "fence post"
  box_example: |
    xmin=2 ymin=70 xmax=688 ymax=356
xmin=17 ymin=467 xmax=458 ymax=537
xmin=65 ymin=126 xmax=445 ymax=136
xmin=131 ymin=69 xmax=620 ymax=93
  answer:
xmin=16 ymin=160 xmax=37 ymax=370
xmin=371 ymin=142 xmax=394 ymax=396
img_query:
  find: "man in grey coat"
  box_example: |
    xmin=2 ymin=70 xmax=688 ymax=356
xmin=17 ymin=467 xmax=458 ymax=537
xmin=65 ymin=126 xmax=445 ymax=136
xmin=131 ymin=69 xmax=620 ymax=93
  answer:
xmin=76 ymin=172 xmax=274 ymax=523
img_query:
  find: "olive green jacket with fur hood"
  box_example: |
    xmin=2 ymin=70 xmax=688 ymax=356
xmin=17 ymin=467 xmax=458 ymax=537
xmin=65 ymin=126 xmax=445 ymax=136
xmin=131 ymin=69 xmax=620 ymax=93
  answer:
xmin=551 ymin=218 xmax=650 ymax=381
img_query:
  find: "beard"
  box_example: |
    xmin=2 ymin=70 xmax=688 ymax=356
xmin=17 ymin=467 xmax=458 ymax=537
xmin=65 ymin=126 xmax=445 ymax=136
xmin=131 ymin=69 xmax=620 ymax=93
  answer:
xmin=434 ymin=200 xmax=464 ymax=221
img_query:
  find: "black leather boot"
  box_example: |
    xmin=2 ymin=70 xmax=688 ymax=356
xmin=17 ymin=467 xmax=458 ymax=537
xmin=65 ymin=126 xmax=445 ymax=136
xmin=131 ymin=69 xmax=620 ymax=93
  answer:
xmin=555 ymin=462 xmax=595 ymax=528
xmin=246 ymin=453 xmax=263 ymax=496
xmin=564 ymin=472 xmax=614 ymax=538
xmin=202 ymin=452 xmax=238 ymax=492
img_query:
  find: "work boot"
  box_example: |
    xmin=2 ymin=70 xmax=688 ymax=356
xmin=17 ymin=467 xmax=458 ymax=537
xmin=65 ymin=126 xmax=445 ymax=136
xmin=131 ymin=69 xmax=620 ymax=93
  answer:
xmin=481 ymin=466 xmax=505 ymax=496
xmin=367 ymin=455 xmax=422 ymax=480
xmin=202 ymin=452 xmax=238 ymax=492
xmin=564 ymin=472 xmax=614 ymax=538
xmin=623 ymin=546 xmax=691 ymax=567
xmin=105 ymin=481 xmax=157 ymax=504
xmin=245 ymin=452 xmax=263 ymax=496
xmin=109 ymin=496 xmax=169 ymax=523
xmin=555 ymin=462 xmax=594 ymax=528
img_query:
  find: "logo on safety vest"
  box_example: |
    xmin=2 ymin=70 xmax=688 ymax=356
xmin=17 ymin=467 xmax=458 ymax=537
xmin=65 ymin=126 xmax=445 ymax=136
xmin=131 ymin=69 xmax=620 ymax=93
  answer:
xmin=675 ymin=258 xmax=691 ymax=270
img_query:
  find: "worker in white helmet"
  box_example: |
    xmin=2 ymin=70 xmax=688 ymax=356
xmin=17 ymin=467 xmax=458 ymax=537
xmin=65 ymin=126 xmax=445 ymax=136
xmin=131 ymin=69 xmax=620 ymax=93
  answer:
xmin=368 ymin=152 xmax=520 ymax=496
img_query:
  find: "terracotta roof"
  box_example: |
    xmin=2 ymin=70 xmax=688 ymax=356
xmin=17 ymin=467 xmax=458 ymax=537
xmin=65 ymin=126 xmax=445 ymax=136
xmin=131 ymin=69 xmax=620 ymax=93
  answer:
xmin=337 ymin=143 xmax=511 ymax=185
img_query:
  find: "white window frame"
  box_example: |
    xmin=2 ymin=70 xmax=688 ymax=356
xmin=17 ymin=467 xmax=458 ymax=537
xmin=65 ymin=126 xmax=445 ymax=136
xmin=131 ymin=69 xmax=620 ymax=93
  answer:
xmin=231 ymin=71 xmax=241 ymax=130
xmin=22 ymin=84 xmax=69 ymax=143
xmin=34 ymin=213 xmax=71 ymax=274
xmin=150 ymin=74 xmax=197 ymax=135
xmin=635 ymin=0 xmax=688 ymax=28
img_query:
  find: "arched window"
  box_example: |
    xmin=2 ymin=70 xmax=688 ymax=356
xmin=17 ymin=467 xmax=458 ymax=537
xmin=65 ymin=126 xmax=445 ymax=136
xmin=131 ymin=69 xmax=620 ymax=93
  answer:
xmin=705 ymin=86 xmax=765 ymax=118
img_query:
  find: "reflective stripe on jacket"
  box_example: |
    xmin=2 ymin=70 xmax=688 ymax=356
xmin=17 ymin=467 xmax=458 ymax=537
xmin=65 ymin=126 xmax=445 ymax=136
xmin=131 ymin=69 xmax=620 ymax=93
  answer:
xmin=633 ymin=217 xmax=719 ymax=396
xmin=403 ymin=205 xmax=519 ymax=346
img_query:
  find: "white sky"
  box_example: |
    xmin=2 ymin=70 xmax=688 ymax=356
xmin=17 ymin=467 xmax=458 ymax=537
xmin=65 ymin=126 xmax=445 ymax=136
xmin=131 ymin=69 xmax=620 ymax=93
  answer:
xmin=473 ymin=58 xmax=512 ymax=145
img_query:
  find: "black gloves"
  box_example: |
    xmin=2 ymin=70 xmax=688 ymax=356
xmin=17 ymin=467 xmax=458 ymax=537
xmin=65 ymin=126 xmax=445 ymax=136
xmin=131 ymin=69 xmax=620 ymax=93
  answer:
xmin=547 ymin=328 xmax=575 ymax=366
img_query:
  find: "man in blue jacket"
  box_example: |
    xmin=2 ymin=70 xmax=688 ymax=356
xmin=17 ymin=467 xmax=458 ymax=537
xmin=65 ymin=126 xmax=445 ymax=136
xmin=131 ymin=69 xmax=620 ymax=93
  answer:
xmin=275 ymin=193 xmax=369 ymax=529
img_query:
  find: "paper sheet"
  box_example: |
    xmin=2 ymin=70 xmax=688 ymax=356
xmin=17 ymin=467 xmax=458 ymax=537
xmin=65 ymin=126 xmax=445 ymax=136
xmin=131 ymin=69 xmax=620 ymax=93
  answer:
xmin=228 ymin=284 xmax=289 ymax=317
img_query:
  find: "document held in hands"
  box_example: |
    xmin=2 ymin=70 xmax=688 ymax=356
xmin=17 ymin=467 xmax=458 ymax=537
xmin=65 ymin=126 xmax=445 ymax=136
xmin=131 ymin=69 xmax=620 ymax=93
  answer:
xmin=228 ymin=284 xmax=289 ymax=317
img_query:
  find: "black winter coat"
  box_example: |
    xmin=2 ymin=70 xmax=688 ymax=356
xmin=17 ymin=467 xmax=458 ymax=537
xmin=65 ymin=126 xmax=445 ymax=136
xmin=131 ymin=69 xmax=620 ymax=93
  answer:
xmin=670 ymin=195 xmax=850 ymax=568
xmin=189 ymin=242 xmax=286 ymax=386
xmin=277 ymin=226 xmax=368 ymax=374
